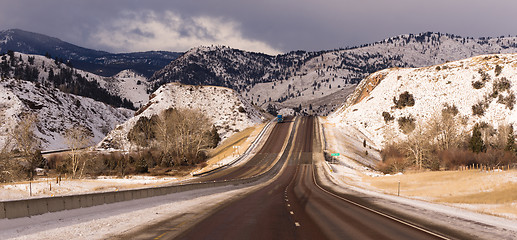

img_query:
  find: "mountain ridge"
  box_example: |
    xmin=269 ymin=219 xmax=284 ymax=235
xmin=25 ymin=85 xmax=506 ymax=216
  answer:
xmin=148 ymin=32 xmax=517 ymax=115
xmin=0 ymin=29 xmax=182 ymax=78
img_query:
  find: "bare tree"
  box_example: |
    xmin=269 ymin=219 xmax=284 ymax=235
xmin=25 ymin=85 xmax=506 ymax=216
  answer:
xmin=11 ymin=113 xmax=41 ymax=179
xmin=63 ymin=125 xmax=93 ymax=178
xmin=154 ymin=108 xmax=214 ymax=166
xmin=402 ymin=124 xmax=431 ymax=170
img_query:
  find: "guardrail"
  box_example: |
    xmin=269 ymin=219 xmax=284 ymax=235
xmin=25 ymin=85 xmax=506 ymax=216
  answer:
xmin=193 ymin=119 xmax=275 ymax=177
xmin=0 ymin=118 xmax=297 ymax=220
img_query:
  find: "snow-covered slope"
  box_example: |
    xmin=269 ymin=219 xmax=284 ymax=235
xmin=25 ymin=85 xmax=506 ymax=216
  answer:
xmin=149 ymin=32 xmax=517 ymax=115
xmin=98 ymin=83 xmax=270 ymax=150
xmin=328 ymin=53 xmax=517 ymax=148
xmin=0 ymin=79 xmax=133 ymax=150
xmin=107 ymin=70 xmax=149 ymax=108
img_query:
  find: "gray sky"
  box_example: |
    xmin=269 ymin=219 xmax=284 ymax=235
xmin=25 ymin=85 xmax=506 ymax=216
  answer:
xmin=1 ymin=0 xmax=516 ymax=55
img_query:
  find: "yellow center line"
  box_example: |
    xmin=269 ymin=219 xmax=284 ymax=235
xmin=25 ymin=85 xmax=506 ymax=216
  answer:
xmin=154 ymin=232 xmax=167 ymax=240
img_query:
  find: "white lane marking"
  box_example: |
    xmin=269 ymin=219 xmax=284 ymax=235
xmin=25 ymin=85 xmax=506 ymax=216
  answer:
xmin=295 ymin=222 xmax=300 ymax=227
xmin=311 ymin=163 xmax=450 ymax=239
xmin=290 ymin=211 xmax=294 ymax=215
xmin=287 ymin=204 xmax=291 ymax=207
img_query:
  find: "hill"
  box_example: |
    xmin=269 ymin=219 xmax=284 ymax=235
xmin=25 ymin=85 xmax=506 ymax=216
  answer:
xmin=328 ymin=53 xmax=517 ymax=148
xmin=0 ymin=29 xmax=182 ymax=77
xmin=149 ymin=32 xmax=517 ymax=115
xmin=0 ymin=78 xmax=133 ymax=150
xmin=98 ymin=83 xmax=270 ymax=150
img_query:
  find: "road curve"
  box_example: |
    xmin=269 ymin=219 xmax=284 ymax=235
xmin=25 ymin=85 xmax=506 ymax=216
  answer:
xmin=192 ymin=116 xmax=294 ymax=182
xmin=175 ymin=117 xmax=446 ymax=240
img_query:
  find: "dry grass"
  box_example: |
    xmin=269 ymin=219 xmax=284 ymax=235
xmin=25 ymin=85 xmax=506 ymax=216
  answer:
xmin=363 ymin=169 xmax=517 ymax=203
xmin=205 ymin=124 xmax=264 ymax=166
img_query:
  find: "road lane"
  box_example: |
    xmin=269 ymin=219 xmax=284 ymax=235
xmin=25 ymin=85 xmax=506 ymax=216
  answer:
xmin=192 ymin=116 xmax=293 ymax=182
xmin=175 ymin=117 xmax=447 ymax=240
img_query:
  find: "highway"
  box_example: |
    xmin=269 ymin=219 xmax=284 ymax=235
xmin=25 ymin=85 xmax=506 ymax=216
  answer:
xmin=191 ymin=116 xmax=293 ymax=182
xmin=111 ymin=116 xmax=472 ymax=240
xmin=173 ymin=117 xmax=449 ymax=240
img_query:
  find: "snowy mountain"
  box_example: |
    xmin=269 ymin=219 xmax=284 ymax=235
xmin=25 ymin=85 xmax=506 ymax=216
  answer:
xmin=0 ymin=52 xmax=142 ymax=150
xmin=328 ymin=53 xmax=517 ymax=148
xmin=98 ymin=83 xmax=270 ymax=150
xmin=0 ymin=79 xmax=133 ymax=150
xmin=0 ymin=29 xmax=182 ymax=77
xmin=0 ymin=51 xmax=149 ymax=109
xmin=149 ymin=32 xmax=517 ymax=115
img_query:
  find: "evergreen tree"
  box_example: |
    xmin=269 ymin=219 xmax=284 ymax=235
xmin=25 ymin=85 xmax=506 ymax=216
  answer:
xmin=469 ymin=124 xmax=486 ymax=153
xmin=207 ymin=125 xmax=220 ymax=148
xmin=505 ymin=125 xmax=515 ymax=152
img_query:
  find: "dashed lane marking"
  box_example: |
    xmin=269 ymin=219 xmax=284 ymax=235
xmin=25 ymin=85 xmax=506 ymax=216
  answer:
xmin=295 ymin=222 xmax=301 ymax=227
xmin=290 ymin=211 xmax=294 ymax=215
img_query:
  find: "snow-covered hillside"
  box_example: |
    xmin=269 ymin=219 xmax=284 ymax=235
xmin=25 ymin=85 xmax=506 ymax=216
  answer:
xmin=0 ymin=79 xmax=133 ymax=150
xmin=0 ymin=52 xmax=148 ymax=109
xmin=108 ymin=70 xmax=149 ymax=108
xmin=98 ymin=83 xmax=270 ymax=150
xmin=328 ymin=53 xmax=517 ymax=148
xmin=149 ymin=32 xmax=517 ymax=115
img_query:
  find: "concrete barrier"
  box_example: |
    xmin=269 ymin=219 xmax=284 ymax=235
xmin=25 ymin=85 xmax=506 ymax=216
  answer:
xmin=91 ymin=194 xmax=104 ymax=206
xmin=47 ymin=197 xmax=65 ymax=213
xmin=103 ymin=192 xmax=115 ymax=204
xmin=0 ymin=118 xmax=297 ymax=220
xmin=79 ymin=194 xmax=93 ymax=208
xmin=28 ymin=198 xmax=47 ymax=216
xmin=64 ymin=195 xmax=81 ymax=210
xmin=0 ymin=202 xmax=5 ymax=219
xmin=5 ymin=200 xmax=29 ymax=219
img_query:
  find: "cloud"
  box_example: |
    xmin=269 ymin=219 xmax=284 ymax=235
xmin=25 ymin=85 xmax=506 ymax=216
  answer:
xmin=90 ymin=10 xmax=281 ymax=55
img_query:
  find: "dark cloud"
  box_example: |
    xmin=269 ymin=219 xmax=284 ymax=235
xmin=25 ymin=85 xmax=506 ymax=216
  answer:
xmin=1 ymin=0 xmax=516 ymax=54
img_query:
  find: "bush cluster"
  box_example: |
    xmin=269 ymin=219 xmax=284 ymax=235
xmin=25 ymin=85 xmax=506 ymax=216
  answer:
xmin=393 ymin=91 xmax=415 ymax=109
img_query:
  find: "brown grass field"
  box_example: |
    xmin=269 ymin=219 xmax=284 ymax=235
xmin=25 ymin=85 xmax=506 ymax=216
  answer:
xmin=363 ymin=169 xmax=517 ymax=218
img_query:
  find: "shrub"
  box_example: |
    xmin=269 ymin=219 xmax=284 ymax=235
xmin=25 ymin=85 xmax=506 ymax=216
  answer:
xmin=398 ymin=115 xmax=416 ymax=134
xmin=495 ymin=65 xmax=503 ymax=76
xmin=238 ymin=106 xmax=246 ymax=113
xmin=478 ymin=69 xmax=490 ymax=82
xmin=472 ymin=81 xmax=484 ymax=89
xmin=497 ymin=92 xmax=515 ymax=110
xmin=378 ymin=144 xmax=409 ymax=174
xmin=493 ymin=77 xmax=511 ymax=92
xmin=439 ymin=149 xmax=477 ymax=170
xmin=382 ymin=111 xmax=394 ymax=123
xmin=442 ymin=103 xmax=459 ymax=117
xmin=393 ymin=91 xmax=415 ymax=109
xmin=472 ymin=101 xmax=487 ymax=116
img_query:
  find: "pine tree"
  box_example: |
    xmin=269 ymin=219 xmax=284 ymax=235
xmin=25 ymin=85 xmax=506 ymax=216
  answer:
xmin=505 ymin=125 xmax=515 ymax=152
xmin=469 ymin=124 xmax=486 ymax=153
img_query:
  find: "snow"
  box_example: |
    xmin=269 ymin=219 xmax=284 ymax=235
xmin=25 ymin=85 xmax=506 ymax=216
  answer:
xmin=172 ymin=33 xmax=517 ymax=115
xmin=320 ymin=116 xmax=517 ymax=239
xmin=98 ymin=82 xmax=269 ymax=150
xmin=328 ymin=53 xmax=517 ymax=148
xmin=0 ymin=79 xmax=132 ymax=150
xmin=0 ymin=183 xmax=259 ymax=240
xmin=0 ymin=176 xmax=179 ymax=201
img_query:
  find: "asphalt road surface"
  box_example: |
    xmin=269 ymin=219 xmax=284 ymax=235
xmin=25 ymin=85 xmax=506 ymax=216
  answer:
xmin=174 ymin=117 xmax=448 ymax=240
xmin=192 ymin=116 xmax=294 ymax=182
